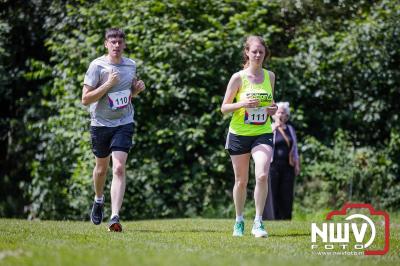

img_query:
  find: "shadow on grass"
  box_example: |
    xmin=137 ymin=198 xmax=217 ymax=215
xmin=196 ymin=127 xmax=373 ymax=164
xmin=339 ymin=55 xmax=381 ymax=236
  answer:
xmin=269 ymin=233 xmax=310 ymax=237
xmin=132 ymin=229 xmax=309 ymax=237
xmin=133 ymin=229 xmax=225 ymax=233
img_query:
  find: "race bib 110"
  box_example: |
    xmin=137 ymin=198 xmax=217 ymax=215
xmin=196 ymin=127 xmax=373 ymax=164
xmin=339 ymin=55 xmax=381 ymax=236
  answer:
xmin=108 ymin=89 xmax=131 ymax=110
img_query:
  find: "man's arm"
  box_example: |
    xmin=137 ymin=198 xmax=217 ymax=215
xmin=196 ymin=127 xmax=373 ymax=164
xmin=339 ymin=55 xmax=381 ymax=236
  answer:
xmin=82 ymin=69 xmax=119 ymax=106
xmin=131 ymin=79 xmax=146 ymax=98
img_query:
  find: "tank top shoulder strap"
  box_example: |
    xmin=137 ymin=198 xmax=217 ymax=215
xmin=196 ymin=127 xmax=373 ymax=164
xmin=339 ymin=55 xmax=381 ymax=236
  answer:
xmin=262 ymin=69 xmax=271 ymax=86
xmin=239 ymin=70 xmax=250 ymax=89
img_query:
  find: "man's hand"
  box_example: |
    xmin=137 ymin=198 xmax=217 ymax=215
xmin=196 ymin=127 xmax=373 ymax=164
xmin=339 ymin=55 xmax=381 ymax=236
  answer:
xmin=107 ymin=68 xmax=120 ymax=87
xmin=132 ymin=78 xmax=145 ymax=96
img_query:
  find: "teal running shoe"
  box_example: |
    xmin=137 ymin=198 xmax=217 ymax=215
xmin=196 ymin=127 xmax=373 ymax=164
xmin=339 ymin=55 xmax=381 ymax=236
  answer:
xmin=233 ymin=221 xmax=244 ymax=237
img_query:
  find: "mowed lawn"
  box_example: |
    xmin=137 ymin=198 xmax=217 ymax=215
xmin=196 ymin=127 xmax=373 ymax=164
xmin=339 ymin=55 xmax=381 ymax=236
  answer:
xmin=0 ymin=218 xmax=399 ymax=266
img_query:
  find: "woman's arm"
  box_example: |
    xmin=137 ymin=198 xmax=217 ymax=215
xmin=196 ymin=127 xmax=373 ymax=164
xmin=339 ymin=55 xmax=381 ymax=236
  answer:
xmin=220 ymin=72 xmax=259 ymax=114
xmin=266 ymin=71 xmax=277 ymax=116
xmin=289 ymin=124 xmax=301 ymax=176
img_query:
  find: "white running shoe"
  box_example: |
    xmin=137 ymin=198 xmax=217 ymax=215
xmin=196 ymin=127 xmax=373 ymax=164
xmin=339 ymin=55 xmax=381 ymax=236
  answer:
xmin=251 ymin=221 xmax=268 ymax=238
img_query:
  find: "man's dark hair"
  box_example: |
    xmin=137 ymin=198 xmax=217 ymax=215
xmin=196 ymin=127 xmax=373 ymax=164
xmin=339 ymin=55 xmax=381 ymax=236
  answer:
xmin=105 ymin=28 xmax=125 ymax=39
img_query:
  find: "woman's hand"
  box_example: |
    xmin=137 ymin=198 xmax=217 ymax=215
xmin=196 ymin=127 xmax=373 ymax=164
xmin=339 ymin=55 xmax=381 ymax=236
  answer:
xmin=266 ymin=103 xmax=278 ymax=115
xmin=242 ymin=97 xmax=260 ymax=108
xmin=295 ymin=161 xmax=301 ymax=176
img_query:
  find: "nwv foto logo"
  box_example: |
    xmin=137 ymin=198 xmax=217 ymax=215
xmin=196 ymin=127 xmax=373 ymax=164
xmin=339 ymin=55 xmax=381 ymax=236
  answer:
xmin=310 ymin=203 xmax=390 ymax=255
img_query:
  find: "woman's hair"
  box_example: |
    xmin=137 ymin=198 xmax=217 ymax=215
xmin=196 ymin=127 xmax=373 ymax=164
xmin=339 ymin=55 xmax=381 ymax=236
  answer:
xmin=277 ymin=102 xmax=290 ymax=118
xmin=242 ymin=35 xmax=270 ymax=69
xmin=105 ymin=28 xmax=125 ymax=40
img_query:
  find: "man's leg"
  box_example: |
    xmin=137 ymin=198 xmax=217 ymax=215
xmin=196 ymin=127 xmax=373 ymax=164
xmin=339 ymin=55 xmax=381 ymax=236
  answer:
xmin=107 ymin=150 xmax=128 ymax=232
xmin=110 ymin=151 xmax=128 ymax=217
xmin=93 ymin=156 xmax=110 ymax=198
xmin=90 ymin=156 xmax=110 ymax=225
xmin=107 ymin=123 xmax=133 ymax=231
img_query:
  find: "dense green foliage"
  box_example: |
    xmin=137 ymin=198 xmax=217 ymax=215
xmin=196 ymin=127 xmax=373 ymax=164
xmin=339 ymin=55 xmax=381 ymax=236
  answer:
xmin=297 ymin=130 xmax=400 ymax=212
xmin=0 ymin=0 xmax=58 ymax=216
xmin=1 ymin=0 xmax=399 ymax=219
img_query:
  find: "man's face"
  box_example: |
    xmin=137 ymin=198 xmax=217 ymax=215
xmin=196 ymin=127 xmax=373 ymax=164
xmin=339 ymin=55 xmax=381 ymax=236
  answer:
xmin=105 ymin=37 xmax=126 ymax=58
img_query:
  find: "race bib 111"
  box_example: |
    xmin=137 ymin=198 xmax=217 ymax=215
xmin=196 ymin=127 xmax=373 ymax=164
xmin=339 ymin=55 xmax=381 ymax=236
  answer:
xmin=244 ymin=107 xmax=268 ymax=125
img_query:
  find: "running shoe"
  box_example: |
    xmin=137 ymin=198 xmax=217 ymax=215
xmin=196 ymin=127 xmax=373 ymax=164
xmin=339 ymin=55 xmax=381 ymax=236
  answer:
xmin=90 ymin=201 xmax=104 ymax=225
xmin=251 ymin=221 xmax=268 ymax=238
xmin=233 ymin=221 xmax=244 ymax=237
xmin=108 ymin=215 xmax=122 ymax=232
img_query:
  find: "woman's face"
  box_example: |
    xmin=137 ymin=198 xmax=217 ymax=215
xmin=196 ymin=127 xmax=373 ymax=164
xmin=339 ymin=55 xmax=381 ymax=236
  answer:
xmin=274 ymin=107 xmax=288 ymax=123
xmin=246 ymin=41 xmax=265 ymax=67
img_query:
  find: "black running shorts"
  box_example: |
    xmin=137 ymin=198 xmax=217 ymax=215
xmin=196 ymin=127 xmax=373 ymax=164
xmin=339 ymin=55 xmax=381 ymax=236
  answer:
xmin=90 ymin=122 xmax=134 ymax=158
xmin=225 ymin=132 xmax=273 ymax=155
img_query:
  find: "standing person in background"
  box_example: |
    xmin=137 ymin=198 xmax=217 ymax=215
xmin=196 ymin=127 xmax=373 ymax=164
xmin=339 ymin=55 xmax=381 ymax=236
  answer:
xmin=81 ymin=28 xmax=145 ymax=232
xmin=221 ymin=35 xmax=277 ymax=238
xmin=263 ymin=102 xmax=300 ymax=220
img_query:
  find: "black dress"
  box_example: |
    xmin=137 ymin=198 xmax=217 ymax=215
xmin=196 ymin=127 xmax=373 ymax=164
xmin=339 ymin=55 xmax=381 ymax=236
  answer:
xmin=263 ymin=126 xmax=295 ymax=220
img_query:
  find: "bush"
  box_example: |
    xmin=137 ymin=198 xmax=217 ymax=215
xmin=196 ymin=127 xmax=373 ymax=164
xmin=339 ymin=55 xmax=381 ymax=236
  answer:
xmin=296 ymin=129 xmax=400 ymax=212
xmin=3 ymin=0 xmax=396 ymax=219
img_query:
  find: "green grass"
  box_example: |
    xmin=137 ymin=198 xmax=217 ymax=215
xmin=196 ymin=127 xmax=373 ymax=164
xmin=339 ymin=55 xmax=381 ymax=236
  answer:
xmin=0 ymin=218 xmax=398 ymax=266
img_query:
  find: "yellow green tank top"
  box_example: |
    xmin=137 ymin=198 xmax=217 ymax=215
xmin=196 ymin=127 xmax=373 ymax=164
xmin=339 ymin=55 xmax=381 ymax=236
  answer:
xmin=229 ymin=69 xmax=274 ymax=136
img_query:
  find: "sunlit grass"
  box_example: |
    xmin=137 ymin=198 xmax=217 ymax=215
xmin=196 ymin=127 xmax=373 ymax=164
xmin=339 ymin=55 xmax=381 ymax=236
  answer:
xmin=0 ymin=218 xmax=398 ymax=266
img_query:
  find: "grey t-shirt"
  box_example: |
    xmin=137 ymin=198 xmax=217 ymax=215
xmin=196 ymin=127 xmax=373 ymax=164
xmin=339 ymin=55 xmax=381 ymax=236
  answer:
xmin=84 ymin=55 xmax=136 ymax=127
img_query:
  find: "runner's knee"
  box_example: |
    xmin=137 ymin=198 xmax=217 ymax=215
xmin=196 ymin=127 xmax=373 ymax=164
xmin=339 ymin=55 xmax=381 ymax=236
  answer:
xmin=235 ymin=178 xmax=248 ymax=189
xmin=94 ymin=166 xmax=107 ymax=178
xmin=255 ymin=174 xmax=268 ymax=184
xmin=112 ymin=163 xmax=125 ymax=177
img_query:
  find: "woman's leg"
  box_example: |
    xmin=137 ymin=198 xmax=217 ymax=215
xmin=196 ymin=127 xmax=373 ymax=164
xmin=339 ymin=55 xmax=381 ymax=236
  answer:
xmin=231 ymin=153 xmax=251 ymax=217
xmin=251 ymin=144 xmax=273 ymax=218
